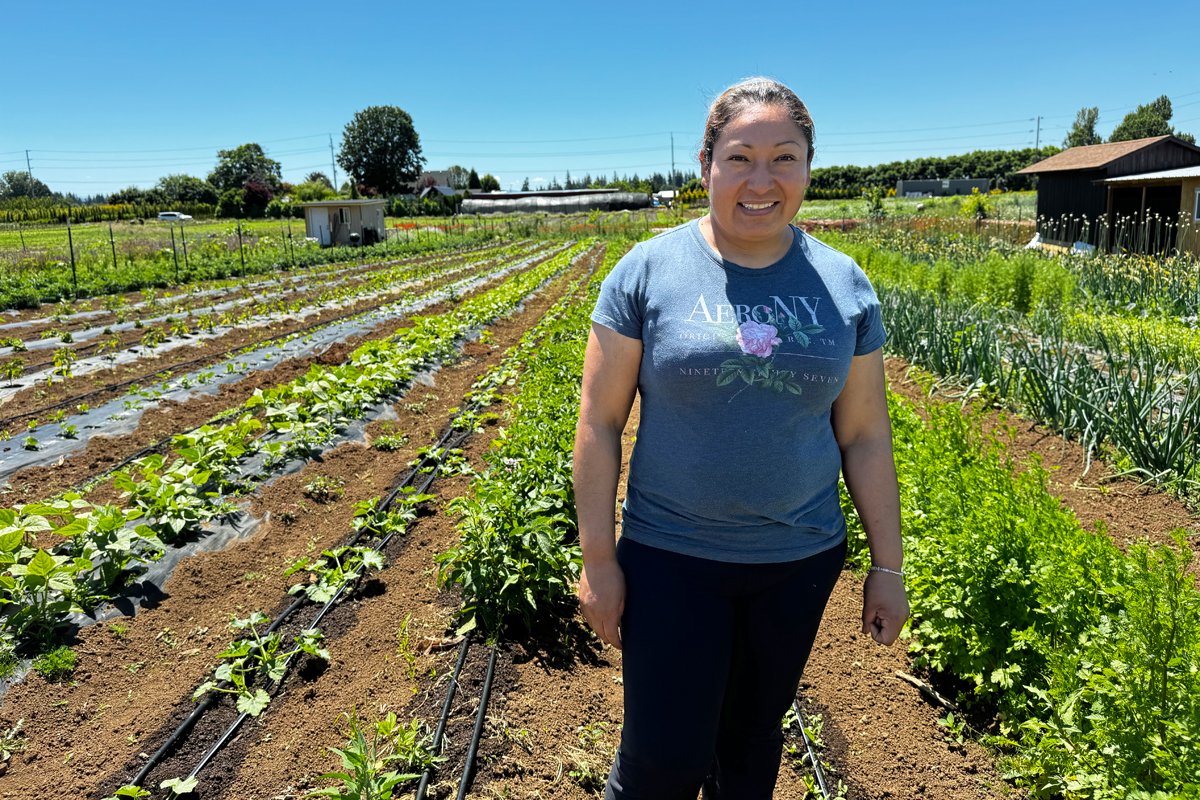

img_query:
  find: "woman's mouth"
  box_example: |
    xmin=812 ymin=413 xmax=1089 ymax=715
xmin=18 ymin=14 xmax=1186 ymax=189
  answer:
xmin=739 ymin=201 xmax=778 ymax=211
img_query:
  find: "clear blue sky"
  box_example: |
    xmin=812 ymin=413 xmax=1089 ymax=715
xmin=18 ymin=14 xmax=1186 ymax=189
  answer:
xmin=4 ymin=0 xmax=1198 ymax=196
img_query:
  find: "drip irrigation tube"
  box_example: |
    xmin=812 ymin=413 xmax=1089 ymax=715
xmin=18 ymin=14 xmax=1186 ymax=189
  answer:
xmin=117 ymin=391 xmax=484 ymax=789
xmin=457 ymin=646 xmax=499 ymax=800
xmin=415 ymin=636 xmax=471 ymax=800
xmin=792 ymin=699 xmax=830 ymax=799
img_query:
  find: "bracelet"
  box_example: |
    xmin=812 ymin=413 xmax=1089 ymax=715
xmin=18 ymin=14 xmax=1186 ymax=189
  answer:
xmin=869 ymin=565 xmax=905 ymax=578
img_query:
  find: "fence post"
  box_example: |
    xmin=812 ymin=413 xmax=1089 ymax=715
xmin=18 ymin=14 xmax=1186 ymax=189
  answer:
xmin=19 ymin=223 xmax=27 ymax=256
xmin=180 ymin=222 xmax=189 ymax=275
xmin=66 ymin=213 xmax=78 ymax=298
xmin=109 ymin=223 xmax=118 ymax=272
xmin=170 ymin=224 xmax=179 ymax=284
xmin=237 ymin=221 xmax=246 ymax=276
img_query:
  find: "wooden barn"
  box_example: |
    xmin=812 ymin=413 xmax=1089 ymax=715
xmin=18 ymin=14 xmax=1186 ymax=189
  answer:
xmin=1015 ymin=135 xmax=1200 ymax=254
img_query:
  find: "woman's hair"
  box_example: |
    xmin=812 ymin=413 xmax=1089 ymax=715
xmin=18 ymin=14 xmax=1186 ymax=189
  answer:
xmin=701 ymin=77 xmax=815 ymax=168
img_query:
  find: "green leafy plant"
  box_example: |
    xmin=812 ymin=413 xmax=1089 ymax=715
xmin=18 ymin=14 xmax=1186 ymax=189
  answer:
xmin=565 ymin=722 xmax=612 ymax=791
xmin=103 ymin=786 xmax=151 ymax=799
xmin=193 ymin=612 xmax=329 ymax=717
xmin=308 ymin=710 xmax=440 ymax=799
xmin=1 ymin=718 xmax=26 ymax=769
xmin=2 ymin=357 xmax=25 ymax=383
xmin=284 ymin=546 xmax=384 ymax=603
xmin=303 ymin=475 xmax=345 ymax=504
xmin=31 ymin=645 xmax=77 ymax=682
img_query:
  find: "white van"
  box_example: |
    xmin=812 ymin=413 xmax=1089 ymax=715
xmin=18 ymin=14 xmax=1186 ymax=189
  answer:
xmin=158 ymin=211 xmax=193 ymax=222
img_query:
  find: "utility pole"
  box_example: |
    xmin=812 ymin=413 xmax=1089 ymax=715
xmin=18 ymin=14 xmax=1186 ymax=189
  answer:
xmin=671 ymin=133 xmax=677 ymax=187
xmin=25 ymin=150 xmax=32 ymax=178
xmin=1035 ymin=116 xmax=1042 ymax=149
xmin=329 ymin=134 xmax=339 ymax=191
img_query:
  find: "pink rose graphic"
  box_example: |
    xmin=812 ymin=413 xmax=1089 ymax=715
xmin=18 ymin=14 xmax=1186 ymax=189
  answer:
xmin=735 ymin=321 xmax=782 ymax=358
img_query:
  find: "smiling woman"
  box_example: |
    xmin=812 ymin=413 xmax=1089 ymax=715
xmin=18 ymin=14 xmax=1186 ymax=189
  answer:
xmin=574 ymin=76 xmax=908 ymax=799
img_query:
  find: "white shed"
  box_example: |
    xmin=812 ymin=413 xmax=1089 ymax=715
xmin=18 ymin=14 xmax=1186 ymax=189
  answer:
xmin=301 ymin=199 xmax=387 ymax=247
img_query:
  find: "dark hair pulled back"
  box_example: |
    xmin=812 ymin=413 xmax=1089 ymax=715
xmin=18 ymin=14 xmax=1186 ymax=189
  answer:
xmin=701 ymin=77 xmax=815 ymax=168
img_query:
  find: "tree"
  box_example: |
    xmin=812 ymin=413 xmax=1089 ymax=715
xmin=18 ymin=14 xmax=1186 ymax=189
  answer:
xmin=1063 ymin=107 xmax=1102 ymax=148
xmin=107 ymin=186 xmax=165 ymax=205
xmin=479 ymin=173 xmax=501 ymax=192
xmin=520 ymin=177 xmax=530 ymax=191
xmin=156 ymin=174 xmax=219 ymax=205
xmin=1109 ymin=95 xmax=1176 ymax=142
xmin=468 ymin=168 xmax=481 ymax=190
xmin=446 ymin=165 xmax=471 ymax=190
xmin=0 ymin=170 xmax=53 ymax=199
xmin=337 ymin=105 xmax=425 ymax=196
xmin=305 ymin=171 xmax=333 ymax=188
xmin=208 ymin=144 xmax=283 ymax=193
xmin=293 ymin=180 xmax=337 ymax=202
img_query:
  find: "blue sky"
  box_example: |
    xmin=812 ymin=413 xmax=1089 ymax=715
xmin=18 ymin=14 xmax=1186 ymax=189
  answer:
xmin=4 ymin=0 xmax=1198 ymax=196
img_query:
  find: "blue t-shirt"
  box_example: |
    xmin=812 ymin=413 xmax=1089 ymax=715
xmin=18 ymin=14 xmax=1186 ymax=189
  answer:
xmin=591 ymin=219 xmax=886 ymax=563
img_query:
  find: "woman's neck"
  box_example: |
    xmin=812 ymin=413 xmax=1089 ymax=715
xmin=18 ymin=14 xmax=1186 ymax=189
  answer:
xmin=698 ymin=216 xmax=794 ymax=269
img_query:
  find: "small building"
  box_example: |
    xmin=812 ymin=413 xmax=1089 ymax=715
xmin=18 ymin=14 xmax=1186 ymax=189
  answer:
xmin=461 ymin=188 xmax=650 ymax=215
xmin=1015 ymin=135 xmax=1200 ymax=251
xmin=895 ymin=178 xmax=990 ymax=197
xmin=301 ymin=199 xmax=387 ymax=247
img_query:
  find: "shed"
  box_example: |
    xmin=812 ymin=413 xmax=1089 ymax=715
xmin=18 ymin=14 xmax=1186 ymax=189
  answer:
xmin=461 ymin=188 xmax=650 ymax=215
xmin=895 ymin=178 xmax=990 ymax=197
xmin=1015 ymin=136 xmax=1200 ymax=250
xmin=1101 ymin=165 xmax=1200 ymax=256
xmin=301 ymin=199 xmax=387 ymax=247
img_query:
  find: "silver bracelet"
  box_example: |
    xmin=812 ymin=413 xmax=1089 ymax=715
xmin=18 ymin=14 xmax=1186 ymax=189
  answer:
xmin=869 ymin=565 xmax=905 ymax=578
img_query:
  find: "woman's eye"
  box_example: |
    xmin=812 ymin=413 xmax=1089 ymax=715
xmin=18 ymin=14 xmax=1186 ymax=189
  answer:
xmin=776 ymin=154 xmax=796 ymax=161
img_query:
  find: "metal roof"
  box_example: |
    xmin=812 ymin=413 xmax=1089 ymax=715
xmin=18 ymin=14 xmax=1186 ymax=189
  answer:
xmin=1103 ymin=165 xmax=1200 ymax=184
xmin=299 ymin=199 xmax=386 ymax=207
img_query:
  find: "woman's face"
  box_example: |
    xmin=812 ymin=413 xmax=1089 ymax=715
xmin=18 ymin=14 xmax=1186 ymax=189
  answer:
xmin=702 ymin=104 xmax=811 ymax=254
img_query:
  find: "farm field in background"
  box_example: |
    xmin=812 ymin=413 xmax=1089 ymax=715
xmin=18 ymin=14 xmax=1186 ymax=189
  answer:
xmin=0 ymin=219 xmax=1197 ymax=799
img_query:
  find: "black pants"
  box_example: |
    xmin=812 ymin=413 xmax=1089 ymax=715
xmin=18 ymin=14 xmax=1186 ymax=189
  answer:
xmin=605 ymin=536 xmax=846 ymax=800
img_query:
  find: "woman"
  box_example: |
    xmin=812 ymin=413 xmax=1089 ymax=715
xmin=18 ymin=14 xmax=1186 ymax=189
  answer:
xmin=574 ymin=77 xmax=909 ymax=799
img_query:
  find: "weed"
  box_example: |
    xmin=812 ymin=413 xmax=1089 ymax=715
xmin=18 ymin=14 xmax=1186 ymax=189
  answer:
xmin=109 ymin=622 xmax=129 ymax=640
xmin=308 ymin=710 xmax=441 ymax=799
xmin=1 ymin=718 xmax=26 ymax=767
xmin=32 ymin=646 xmax=77 ymax=682
xmin=395 ymin=615 xmax=419 ymax=682
xmin=565 ymin=722 xmax=612 ymax=791
xmin=304 ymin=475 xmax=345 ymax=504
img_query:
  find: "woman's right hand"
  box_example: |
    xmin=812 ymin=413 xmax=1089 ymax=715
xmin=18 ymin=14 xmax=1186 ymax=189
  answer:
xmin=578 ymin=559 xmax=625 ymax=650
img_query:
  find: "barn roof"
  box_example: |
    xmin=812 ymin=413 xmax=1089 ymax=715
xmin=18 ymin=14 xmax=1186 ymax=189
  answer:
xmin=1015 ymin=136 xmax=1197 ymax=174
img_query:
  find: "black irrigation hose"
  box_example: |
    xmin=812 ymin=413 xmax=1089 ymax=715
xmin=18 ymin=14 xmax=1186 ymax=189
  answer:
xmin=792 ymin=699 xmax=830 ymax=800
xmin=415 ymin=636 xmax=472 ymax=800
xmin=457 ymin=645 xmax=499 ymax=800
xmin=120 ymin=382 xmax=488 ymax=788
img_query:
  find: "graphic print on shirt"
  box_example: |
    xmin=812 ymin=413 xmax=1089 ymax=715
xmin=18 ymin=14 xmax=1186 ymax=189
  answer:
xmin=683 ymin=293 xmax=827 ymax=398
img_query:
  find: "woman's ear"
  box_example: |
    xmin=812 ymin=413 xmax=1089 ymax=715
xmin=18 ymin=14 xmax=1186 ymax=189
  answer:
xmin=699 ymin=152 xmax=709 ymax=189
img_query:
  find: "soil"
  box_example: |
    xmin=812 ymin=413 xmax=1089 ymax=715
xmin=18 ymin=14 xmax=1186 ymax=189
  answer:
xmin=2 ymin=249 xmax=1196 ymax=799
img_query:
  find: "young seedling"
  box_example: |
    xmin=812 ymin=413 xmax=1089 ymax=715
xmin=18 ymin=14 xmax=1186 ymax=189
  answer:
xmin=284 ymin=545 xmax=384 ymax=604
xmin=192 ymin=612 xmax=329 ymax=717
xmin=309 ymin=710 xmax=441 ymax=799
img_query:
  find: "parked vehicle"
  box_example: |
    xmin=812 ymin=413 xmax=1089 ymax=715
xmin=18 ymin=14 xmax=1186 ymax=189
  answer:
xmin=158 ymin=211 xmax=193 ymax=221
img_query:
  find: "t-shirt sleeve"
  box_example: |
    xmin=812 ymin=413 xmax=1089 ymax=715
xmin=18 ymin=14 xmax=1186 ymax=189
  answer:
xmin=591 ymin=245 xmax=646 ymax=340
xmin=853 ymin=273 xmax=887 ymax=356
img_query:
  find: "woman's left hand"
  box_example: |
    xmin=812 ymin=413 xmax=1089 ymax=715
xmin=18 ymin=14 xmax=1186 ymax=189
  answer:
xmin=861 ymin=571 xmax=909 ymax=645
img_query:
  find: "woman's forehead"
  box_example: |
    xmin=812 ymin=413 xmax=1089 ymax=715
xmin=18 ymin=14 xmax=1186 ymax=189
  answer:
xmin=716 ymin=106 xmax=809 ymax=146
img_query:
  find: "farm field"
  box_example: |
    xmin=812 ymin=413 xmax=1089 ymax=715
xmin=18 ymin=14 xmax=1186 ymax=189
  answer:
xmin=0 ymin=220 xmax=1197 ymax=800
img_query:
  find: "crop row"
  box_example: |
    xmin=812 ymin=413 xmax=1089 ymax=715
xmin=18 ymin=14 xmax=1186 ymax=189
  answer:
xmin=1 ymin=241 xmax=552 ymax=463
xmin=0 ymin=240 xmax=594 ymax=664
xmin=1 ymin=239 xmax=548 ymax=394
xmin=435 ymin=242 xmax=626 ymax=636
xmin=818 ymin=235 xmax=1200 ymax=495
xmin=841 ymin=389 xmax=1200 ymax=798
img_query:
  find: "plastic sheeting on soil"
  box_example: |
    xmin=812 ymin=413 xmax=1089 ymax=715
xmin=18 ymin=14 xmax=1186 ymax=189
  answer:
xmin=461 ymin=192 xmax=650 ymax=214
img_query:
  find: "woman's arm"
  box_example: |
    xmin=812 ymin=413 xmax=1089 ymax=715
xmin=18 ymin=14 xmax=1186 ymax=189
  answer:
xmin=831 ymin=348 xmax=909 ymax=645
xmin=574 ymin=323 xmax=642 ymax=649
